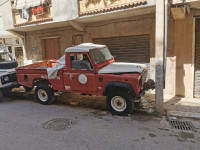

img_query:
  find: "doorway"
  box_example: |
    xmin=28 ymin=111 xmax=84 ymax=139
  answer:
xmin=15 ymin=47 xmax=24 ymax=66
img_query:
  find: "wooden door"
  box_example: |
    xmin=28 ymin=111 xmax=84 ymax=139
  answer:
xmin=44 ymin=38 xmax=61 ymax=60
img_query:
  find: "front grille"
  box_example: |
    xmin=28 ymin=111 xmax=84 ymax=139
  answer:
xmin=1 ymin=73 xmax=17 ymax=84
xmin=9 ymin=73 xmax=17 ymax=82
xmin=141 ymin=70 xmax=147 ymax=85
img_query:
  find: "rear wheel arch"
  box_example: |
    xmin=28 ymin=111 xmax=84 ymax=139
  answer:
xmin=32 ymin=79 xmax=52 ymax=88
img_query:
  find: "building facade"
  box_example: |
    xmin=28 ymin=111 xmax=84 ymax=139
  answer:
xmin=0 ymin=0 xmax=200 ymax=100
xmin=0 ymin=9 xmax=24 ymax=66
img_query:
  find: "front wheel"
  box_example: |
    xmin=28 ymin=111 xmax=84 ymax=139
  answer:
xmin=0 ymin=90 xmax=3 ymax=102
xmin=35 ymin=84 xmax=55 ymax=105
xmin=106 ymin=90 xmax=134 ymax=116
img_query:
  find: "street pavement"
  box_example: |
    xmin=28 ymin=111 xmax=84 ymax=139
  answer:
xmin=0 ymin=95 xmax=200 ymax=150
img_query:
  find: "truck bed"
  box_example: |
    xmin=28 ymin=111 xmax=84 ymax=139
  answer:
xmin=16 ymin=60 xmax=65 ymax=91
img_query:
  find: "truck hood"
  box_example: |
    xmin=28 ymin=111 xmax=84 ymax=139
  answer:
xmin=98 ymin=62 xmax=146 ymax=74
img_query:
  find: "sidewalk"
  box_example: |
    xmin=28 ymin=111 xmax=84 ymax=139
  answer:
xmin=164 ymin=97 xmax=200 ymax=119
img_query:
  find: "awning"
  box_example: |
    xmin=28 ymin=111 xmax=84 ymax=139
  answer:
xmin=13 ymin=0 xmax=47 ymax=9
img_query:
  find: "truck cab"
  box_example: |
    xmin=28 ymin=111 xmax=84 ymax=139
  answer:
xmin=16 ymin=43 xmax=154 ymax=115
xmin=0 ymin=47 xmax=18 ymax=100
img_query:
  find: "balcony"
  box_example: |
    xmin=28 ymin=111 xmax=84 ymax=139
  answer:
xmin=11 ymin=0 xmax=52 ymax=27
xmin=79 ymin=0 xmax=147 ymax=16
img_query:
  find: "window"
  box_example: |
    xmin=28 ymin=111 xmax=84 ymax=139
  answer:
xmin=70 ymin=54 xmax=92 ymax=70
xmin=0 ymin=52 xmax=12 ymax=62
xmin=90 ymin=47 xmax=112 ymax=64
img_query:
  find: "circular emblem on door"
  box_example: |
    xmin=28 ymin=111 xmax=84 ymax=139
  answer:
xmin=78 ymin=74 xmax=87 ymax=84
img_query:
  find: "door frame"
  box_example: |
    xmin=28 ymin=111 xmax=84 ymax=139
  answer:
xmin=42 ymin=36 xmax=61 ymax=60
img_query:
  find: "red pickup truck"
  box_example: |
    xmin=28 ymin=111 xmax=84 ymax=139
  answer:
xmin=16 ymin=43 xmax=154 ymax=115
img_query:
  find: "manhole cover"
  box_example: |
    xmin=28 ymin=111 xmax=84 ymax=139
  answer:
xmin=43 ymin=118 xmax=73 ymax=131
xmin=169 ymin=120 xmax=196 ymax=131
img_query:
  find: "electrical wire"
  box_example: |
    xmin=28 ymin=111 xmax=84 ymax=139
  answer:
xmin=0 ymin=0 xmax=9 ymax=7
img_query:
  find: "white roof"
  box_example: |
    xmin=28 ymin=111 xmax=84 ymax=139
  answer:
xmin=65 ymin=43 xmax=106 ymax=53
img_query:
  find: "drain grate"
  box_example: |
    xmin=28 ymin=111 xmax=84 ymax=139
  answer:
xmin=169 ymin=120 xmax=196 ymax=131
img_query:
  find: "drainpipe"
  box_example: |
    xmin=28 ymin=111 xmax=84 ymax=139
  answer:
xmin=24 ymin=32 xmax=26 ymax=51
xmin=23 ymin=32 xmax=28 ymax=65
xmin=163 ymin=0 xmax=168 ymax=89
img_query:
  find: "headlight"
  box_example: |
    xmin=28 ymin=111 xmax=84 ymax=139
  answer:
xmin=1 ymin=75 xmax=10 ymax=84
xmin=4 ymin=76 xmax=9 ymax=82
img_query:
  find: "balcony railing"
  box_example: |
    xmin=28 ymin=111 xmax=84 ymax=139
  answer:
xmin=11 ymin=0 xmax=52 ymax=26
xmin=79 ymin=0 xmax=147 ymax=16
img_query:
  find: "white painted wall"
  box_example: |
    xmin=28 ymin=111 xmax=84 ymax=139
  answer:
xmin=52 ymin=0 xmax=79 ymax=22
xmin=0 ymin=0 xmax=14 ymax=31
xmin=0 ymin=11 xmax=13 ymax=38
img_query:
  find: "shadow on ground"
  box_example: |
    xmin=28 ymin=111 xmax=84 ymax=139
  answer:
xmin=3 ymin=88 xmax=156 ymax=117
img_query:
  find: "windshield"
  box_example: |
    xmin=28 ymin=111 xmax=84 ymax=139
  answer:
xmin=0 ymin=52 xmax=12 ymax=62
xmin=90 ymin=47 xmax=112 ymax=64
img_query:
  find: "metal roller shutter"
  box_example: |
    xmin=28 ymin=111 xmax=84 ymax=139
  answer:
xmin=194 ymin=19 xmax=200 ymax=98
xmin=93 ymin=35 xmax=150 ymax=79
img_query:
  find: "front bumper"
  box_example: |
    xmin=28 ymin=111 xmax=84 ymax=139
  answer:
xmin=137 ymin=79 xmax=155 ymax=99
xmin=0 ymin=82 xmax=18 ymax=89
xmin=0 ymin=73 xmax=18 ymax=89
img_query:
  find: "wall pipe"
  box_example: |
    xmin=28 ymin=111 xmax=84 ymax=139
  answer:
xmin=163 ymin=0 xmax=168 ymax=89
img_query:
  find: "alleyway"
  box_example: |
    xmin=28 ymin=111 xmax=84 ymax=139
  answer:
xmin=0 ymin=94 xmax=200 ymax=150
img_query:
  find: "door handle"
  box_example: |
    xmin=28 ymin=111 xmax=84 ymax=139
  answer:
xmin=70 ymin=74 xmax=74 ymax=80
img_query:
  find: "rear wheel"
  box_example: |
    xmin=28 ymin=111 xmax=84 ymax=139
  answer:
xmin=35 ymin=84 xmax=55 ymax=105
xmin=106 ymin=90 xmax=134 ymax=116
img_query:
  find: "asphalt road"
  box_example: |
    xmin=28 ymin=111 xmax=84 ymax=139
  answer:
xmin=0 ymin=96 xmax=200 ymax=150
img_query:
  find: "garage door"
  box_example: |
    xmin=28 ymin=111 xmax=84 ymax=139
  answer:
xmin=93 ymin=35 xmax=150 ymax=78
xmin=194 ymin=19 xmax=200 ymax=98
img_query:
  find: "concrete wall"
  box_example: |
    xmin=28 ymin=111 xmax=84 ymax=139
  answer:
xmin=52 ymin=0 xmax=79 ymax=22
xmin=0 ymin=0 xmax=14 ymax=31
xmin=25 ymin=15 xmax=176 ymax=97
xmin=174 ymin=12 xmax=194 ymax=98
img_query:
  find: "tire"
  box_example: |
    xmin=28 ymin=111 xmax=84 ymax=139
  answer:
xmin=0 ymin=61 xmax=18 ymax=69
xmin=35 ymin=84 xmax=55 ymax=105
xmin=0 ymin=90 xmax=3 ymax=102
xmin=106 ymin=90 xmax=134 ymax=116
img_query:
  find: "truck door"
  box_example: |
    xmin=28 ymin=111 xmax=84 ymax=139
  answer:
xmin=69 ymin=53 xmax=96 ymax=93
